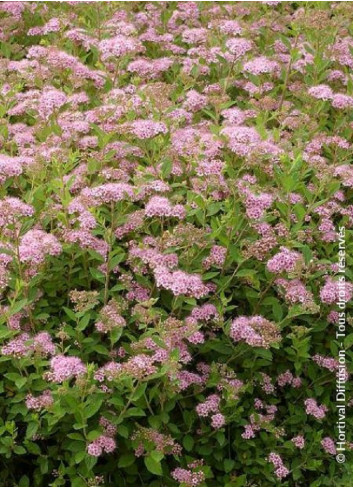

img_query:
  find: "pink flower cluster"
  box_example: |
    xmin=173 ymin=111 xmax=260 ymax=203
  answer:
xmin=203 ymin=245 xmax=227 ymax=269
xmin=2 ymin=332 xmax=55 ymax=358
xmin=304 ymin=398 xmax=328 ymax=419
xmin=277 ymin=370 xmax=301 ymax=388
xmin=320 ymin=277 xmax=353 ymax=304
xmin=145 ymin=196 xmax=185 ymax=219
xmin=19 ymin=230 xmax=62 ymax=266
xmin=275 ymin=278 xmax=313 ymax=304
xmin=82 ymin=183 xmax=135 ymax=204
xmin=154 ymin=266 xmax=209 ymax=298
xmin=26 ymin=390 xmax=53 ymax=411
xmin=132 ymin=427 xmax=181 ymax=457
xmin=87 ymin=435 xmax=116 ymax=457
xmin=309 ymin=84 xmax=353 ymax=109
xmin=94 ymin=354 xmax=156 ymax=383
xmin=321 ymin=437 xmax=336 ymax=455
xmin=267 ymin=247 xmax=302 ymax=274
xmin=129 ymin=120 xmax=168 ymax=139
xmin=291 ymin=435 xmax=305 ymax=449
xmin=171 ymin=460 xmax=205 ymax=487
xmin=45 ymin=355 xmax=87 ymax=383
xmin=95 ymin=300 xmax=126 ymax=334
xmin=312 ymin=354 xmax=339 ymax=372
xmin=268 ymin=452 xmax=289 ymax=480
xmin=230 ymin=316 xmax=281 ymax=348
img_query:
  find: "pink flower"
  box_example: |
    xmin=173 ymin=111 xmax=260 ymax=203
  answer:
xmin=81 ymin=183 xmax=134 ymax=204
xmin=145 ymin=196 xmax=185 ymax=219
xmin=0 ymin=155 xmax=24 ymax=183
xmin=268 ymin=452 xmax=289 ymax=480
xmin=19 ymin=230 xmax=62 ymax=265
xmin=46 ymin=355 xmax=87 ymax=383
xmin=171 ymin=461 xmax=205 ymax=487
xmin=243 ymin=56 xmax=280 ymax=75
xmin=26 ymin=390 xmax=53 ymax=411
xmin=230 ymin=316 xmax=281 ymax=348
xmin=226 ymin=38 xmax=252 ymax=57
xmin=196 ymin=394 xmax=220 ymax=417
xmin=313 ymin=354 xmax=339 ymax=372
xmin=211 ymin=413 xmax=225 ymax=429
xmin=308 ymin=85 xmax=333 ymax=100
xmin=154 ymin=266 xmax=209 ymax=298
xmin=182 ymin=28 xmax=207 ymax=45
xmin=331 ymin=93 xmax=353 ymax=109
xmin=321 ymin=437 xmax=336 ymax=455
xmin=320 ymin=277 xmax=353 ymax=304
xmin=292 ymin=435 xmax=305 ymax=449
xmin=129 ymin=120 xmax=168 ymax=139
xmin=98 ymin=35 xmax=143 ymax=60
xmin=304 ymin=398 xmax=328 ymax=419
xmin=267 ymin=247 xmax=302 ymax=274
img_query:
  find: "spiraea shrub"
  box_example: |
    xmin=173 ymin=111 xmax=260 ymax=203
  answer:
xmin=0 ymin=1 xmax=352 ymax=486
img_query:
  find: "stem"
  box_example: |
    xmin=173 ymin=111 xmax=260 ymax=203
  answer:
xmin=278 ymin=34 xmax=299 ymax=113
xmin=104 ymin=202 xmax=115 ymax=305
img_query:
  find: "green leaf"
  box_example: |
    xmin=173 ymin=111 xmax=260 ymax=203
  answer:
xmin=118 ymin=453 xmax=136 ymax=468
xmin=63 ymin=307 xmax=76 ymax=321
xmin=109 ymin=253 xmax=125 ymax=269
xmin=78 ymin=314 xmax=90 ymax=331
xmin=110 ymin=327 xmax=123 ymax=345
xmin=84 ymin=398 xmax=103 ymax=419
xmin=19 ymin=476 xmax=30 ymax=487
xmin=224 ymin=459 xmax=235 ymax=473
xmin=145 ymin=455 xmax=163 ymax=476
xmin=9 ymin=299 xmax=28 ymax=316
xmin=161 ymin=158 xmax=172 ymax=178
xmin=183 ymin=434 xmax=194 ymax=451
xmin=89 ymin=267 xmax=105 ymax=283
xmin=344 ymin=333 xmax=353 ymax=349
xmin=131 ymin=382 xmax=147 ymax=401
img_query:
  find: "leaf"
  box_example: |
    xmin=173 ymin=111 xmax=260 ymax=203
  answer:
xmin=89 ymin=267 xmax=105 ymax=283
xmin=344 ymin=333 xmax=353 ymax=349
xmin=9 ymin=299 xmax=28 ymax=316
xmin=216 ymin=431 xmax=226 ymax=446
xmin=118 ymin=453 xmax=136 ymax=468
xmin=78 ymin=314 xmax=90 ymax=331
xmin=125 ymin=407 xmax=145 ymax=417
xmin=183 ymin=434 xmax=194 ymax=451
xmin=5 ymin=373 xmax=27 ymax=390
xmin=161 ymin=158 xmax=172 ymax=178
xmin=19 ymin=476 xmax=30 ymax=487
xmin=117 ymin=425 xmax=129 ymax=438
xmin=224 ymin=459 xmax=235 ymax=473
xmin=63 ymin=307 xmax=76 ymax=322
xmin=110 ymin=327 xmax=123 ymax=345
xmin=109 ymin=253 xmax=125 ymax=269
xmin=144 ymin=455 xmax=163 ymax=476
xmin=14 ymin=446 xmax=26 ymax=455
xmin=131 ymin=382 xmax=147 ymax=401
xmin=74 ymin=451 xmax=86 ymax=464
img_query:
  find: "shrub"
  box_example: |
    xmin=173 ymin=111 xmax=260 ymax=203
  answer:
xmin=0 ymin=1 xmax=352 ymax=486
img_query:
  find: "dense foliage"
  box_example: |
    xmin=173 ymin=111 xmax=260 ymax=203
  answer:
xmin=0 ymin=1 xmax=352 ymax=486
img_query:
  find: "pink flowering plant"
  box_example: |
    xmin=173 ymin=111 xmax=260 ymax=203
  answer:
xmin=0 ymin=1 xmax=352 ymax=487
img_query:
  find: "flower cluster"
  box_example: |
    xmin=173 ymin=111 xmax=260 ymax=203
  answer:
xmin=230 ymin=316 xmax=281 ymax=348
xmin=87 ymin=435 xmax=116 ymax=457
xmin=45 ymin=355 xmax=87 ymax=383
xmin=304 ymin=398 xmax=328 ymax=420
xmin=171 ymin=461 xmax=205 ymax=487
xmin=268 ymin=452 xmax=289 ymax=480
